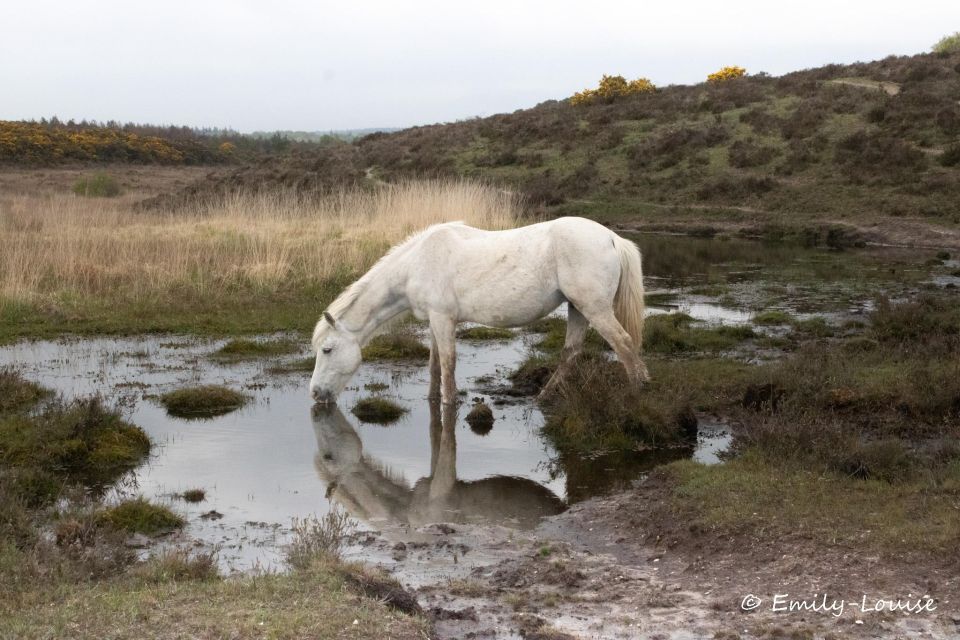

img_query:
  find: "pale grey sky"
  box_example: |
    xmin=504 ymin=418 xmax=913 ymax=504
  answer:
xmin=2 ymin=1 xmax=957 ymax=131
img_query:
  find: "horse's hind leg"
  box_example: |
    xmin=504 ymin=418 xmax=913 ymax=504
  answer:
xmin=580 ymin=307 xmax=649 ymax=385
xmin=428 ymin=312 xmax=458 ymax=405
xmin=538 ymin=305 xmax=588 ymax=400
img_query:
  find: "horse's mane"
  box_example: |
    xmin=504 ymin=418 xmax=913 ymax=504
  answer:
xmin=311 ymin=221 xmax=467 ymax=350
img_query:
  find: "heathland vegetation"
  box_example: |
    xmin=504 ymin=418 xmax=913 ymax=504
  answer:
xmin=144 ymin=50 xmax=960 ymax=242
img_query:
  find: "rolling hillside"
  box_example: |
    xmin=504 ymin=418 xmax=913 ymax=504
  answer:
xmin=147 ymin=51 xmax=960 ymax=242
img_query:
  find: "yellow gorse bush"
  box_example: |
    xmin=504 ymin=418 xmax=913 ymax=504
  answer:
xmin=707 ymin=66 xmax=747 ymax=83
xmin=571 ymin=74 xmax=656 ymax=105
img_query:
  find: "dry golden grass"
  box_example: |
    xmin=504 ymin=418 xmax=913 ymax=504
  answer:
xmin=0 ymin=180 xmax=520 ymax=334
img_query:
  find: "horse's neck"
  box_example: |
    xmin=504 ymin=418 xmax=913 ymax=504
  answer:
xmin=340 ymin=258 xmax=410 ymax=344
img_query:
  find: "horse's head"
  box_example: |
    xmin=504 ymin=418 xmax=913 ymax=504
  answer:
xmin=310 ymin=311 xmax=362 ymax=403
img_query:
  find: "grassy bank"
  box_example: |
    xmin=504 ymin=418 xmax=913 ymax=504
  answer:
xmin=0 ymin=370 xmax=429 ymax=639
xmin=0 ymin=180 xmax=519 ymax=342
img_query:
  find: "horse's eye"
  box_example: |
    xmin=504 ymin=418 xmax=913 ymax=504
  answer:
xmin=322 ymin=346 xmax=333 ymax=354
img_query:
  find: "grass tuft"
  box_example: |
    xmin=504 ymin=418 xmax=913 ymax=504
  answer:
xmin=212 ymin=338 xmax=298 ymax=360
xmin=456 ymin=326 xmax=515 ymax=340
xmin=752 ymin=310 xmax=793 ymax=325
xmin=465 ymin=402 xmax=495 ymax=435
xmin=72 ymin=173 xmax=121 ymax=198
xmin=0 ymin=368 xmax=49 ymax=413
xmin=96 ymin=498 xmax=185 ymax=535
xmin=159 ymin=385 xmax=248 ymax=419
xmin=179 ymin=489 xmax=206 ymax=503
xmin=132 ymin=548 xmax=218 ymax=583
xmin=351 ymin=397 xmax=409 ymax=424
xmin=287 ymin=510 xmax=354 ymax=569
xmin=361 ymin=331 xmax=430 ymax=361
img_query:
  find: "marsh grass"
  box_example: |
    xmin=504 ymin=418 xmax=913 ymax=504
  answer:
xmin=457 ymin=326 xmax=515 ymax=340
xmin=96 ymin=498 xmax=185 ymax=535
xmin=287 ymin=510 xmax=354 ymax=569
xmin=643 ymin=313 xmax=755 ymax=354
xmin=0 ymin=390 xmax=150 ymax=505
xmin=542 ymin=353 xmax=700 ymax=452
xmin=351 ymin=397 xmax=409 ymax=424
xmin=752 ymin=310 xmax=793 ymax=325
xmin=266 ymin=357 xmax=315 ymax=374
xmin=361 ymin=330 xmax=430 ymax=361
xmin=0 ymin=180 xmax=519 ymax=340
xmin=159 ymin=385 xmax=248 ymax=418
xmin=131 ymin=548 xmax=218 ymax=583
xmin=72 ymin=173 xmax=121 ymax=198
xmin=179 ymin=489 xmax=206 ymax=503
xmin=212 ymin=338 xmax=298 ymax=360
xmin=0 ymin=367 xmax=48 ymax=413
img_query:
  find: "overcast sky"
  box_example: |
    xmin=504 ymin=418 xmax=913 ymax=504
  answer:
xmin=2 ymin=1 xmax=958 ymax=132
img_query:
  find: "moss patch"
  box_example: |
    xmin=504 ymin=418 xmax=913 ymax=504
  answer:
xmin=351 ymin=397 xmax=409 ymax=424
xmin=159 ymin=385 xmax=248 ymax=419
xmin=96 ymin=498 xmax=185 ymax=535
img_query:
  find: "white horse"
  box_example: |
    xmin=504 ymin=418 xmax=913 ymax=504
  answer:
xmin=310 ymin=216 xmax=648 ymax=405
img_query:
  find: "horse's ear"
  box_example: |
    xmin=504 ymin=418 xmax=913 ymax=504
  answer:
xmin=323 ymin=311 xmax=338 ymax=329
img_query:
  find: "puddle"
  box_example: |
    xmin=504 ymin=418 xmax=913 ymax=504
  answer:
xmin=0 ymin=331 xmax=728 ymax=572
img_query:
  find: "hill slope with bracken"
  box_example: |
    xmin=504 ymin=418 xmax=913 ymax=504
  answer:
xmin=146 ymin=51 xmax=960 ymax=244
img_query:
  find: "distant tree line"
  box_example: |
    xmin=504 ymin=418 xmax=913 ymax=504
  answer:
xmin=0 ymin=118 xmax=339 ymax=166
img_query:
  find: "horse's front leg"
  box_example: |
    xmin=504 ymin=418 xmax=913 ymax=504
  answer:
xmin=428 ymin=312 xmax=458 ymax=405
xmin=428 ymin=332 xmax=441 ymax=400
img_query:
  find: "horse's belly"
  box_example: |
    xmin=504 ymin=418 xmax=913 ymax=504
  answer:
xmin=459 ymin=287 xmax=564 ymax=327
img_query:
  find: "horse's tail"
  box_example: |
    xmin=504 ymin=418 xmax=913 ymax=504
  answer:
xmin=612 ymin=235 xmax=645 ymax=353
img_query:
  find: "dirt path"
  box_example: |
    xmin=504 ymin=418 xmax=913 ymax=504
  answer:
xmin=349 ymin=476 xmax=960 ymax=639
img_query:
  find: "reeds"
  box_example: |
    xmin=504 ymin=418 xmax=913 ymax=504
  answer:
xmin=0 ymin=180 xmax=520 ymax=309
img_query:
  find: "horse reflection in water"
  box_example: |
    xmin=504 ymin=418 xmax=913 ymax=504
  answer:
xmin=311 ymin=401 xmax=565 ymax=529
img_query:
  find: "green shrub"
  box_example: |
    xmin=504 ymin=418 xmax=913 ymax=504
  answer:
xmin=72 ymin=173 xmax=122 ymax=198
xmin=932 ymin=32 xmax=960 ymax=54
